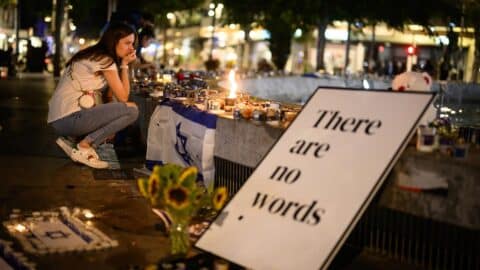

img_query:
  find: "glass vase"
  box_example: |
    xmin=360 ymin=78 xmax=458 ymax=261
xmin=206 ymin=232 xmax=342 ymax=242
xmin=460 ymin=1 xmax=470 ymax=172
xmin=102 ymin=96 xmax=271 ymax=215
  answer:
xmin=169 ymin=220 xmax=190 ymax=257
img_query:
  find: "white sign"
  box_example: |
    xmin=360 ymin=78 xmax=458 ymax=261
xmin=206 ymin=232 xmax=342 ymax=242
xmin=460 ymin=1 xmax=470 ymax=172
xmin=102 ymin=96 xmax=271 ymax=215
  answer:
xmin=196 ymin=88 xmax=434 ymax=270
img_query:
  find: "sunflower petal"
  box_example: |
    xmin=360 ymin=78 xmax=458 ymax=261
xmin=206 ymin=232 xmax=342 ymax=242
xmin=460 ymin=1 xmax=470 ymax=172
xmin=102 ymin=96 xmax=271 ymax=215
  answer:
xmin=137 ymin=178 xmax=149 ymax=197
xmin=148 ymin=174 xmax=161 ymax=197
xmin=178 ymin=166 xmax=198 ymax=187
xmin=152 ymin=165 xmax=161 ymax=174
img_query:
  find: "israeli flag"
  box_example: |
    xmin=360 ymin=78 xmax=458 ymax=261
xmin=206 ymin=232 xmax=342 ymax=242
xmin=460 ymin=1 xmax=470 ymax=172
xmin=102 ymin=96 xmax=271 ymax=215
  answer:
xmin=146 ymin=100 xmax=217 ymax=187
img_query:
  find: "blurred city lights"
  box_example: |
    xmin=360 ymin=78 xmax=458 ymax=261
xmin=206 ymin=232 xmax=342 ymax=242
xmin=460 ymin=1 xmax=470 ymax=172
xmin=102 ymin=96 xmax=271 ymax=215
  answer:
xmin=294 ymin=28 xmax=302 ymax=38
xmin=407 ymin=45 xmax=416 ymax=55
xmin=69 ymin=22 xmax=77 ymax=31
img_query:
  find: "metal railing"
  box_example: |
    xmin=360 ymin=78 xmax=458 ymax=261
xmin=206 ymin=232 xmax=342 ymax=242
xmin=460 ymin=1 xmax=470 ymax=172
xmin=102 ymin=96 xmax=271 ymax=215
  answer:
xmin=214 ymin=156 xmax=480 ymax=270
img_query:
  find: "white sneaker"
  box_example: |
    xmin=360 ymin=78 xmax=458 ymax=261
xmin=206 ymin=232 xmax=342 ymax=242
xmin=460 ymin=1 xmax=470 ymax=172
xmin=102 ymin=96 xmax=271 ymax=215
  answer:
xmin=71 ymin=145 xmax=109 ymax=169
xmin=77 ymin=143 xmax=100 ymax=159
xmin=56 ymin=137 xmax=75 ymax=158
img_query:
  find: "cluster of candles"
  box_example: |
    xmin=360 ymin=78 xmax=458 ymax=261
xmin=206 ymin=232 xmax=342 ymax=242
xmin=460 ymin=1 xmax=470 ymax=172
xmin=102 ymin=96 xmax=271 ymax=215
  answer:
xmin=155 ymin=73 xmax=174 ymax=84
xmin=134 ymin=68 xmax=301 ymax=126
xmin=207 ymin=70 xmax=299 ymax=126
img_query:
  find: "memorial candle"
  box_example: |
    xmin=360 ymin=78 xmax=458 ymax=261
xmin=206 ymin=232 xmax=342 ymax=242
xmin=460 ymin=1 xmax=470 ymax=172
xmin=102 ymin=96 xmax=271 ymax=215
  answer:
xmin=225 ymin=70 xmax=237 ymax=110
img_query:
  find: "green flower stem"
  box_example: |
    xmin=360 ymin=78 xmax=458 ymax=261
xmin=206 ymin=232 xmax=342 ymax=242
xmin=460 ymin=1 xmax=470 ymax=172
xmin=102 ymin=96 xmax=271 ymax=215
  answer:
xmin=169 ymin=220 xmax=190 ymax=257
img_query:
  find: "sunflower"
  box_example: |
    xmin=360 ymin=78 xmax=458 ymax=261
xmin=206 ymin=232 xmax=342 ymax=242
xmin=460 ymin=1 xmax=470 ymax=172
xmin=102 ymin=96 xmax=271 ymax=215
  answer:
xmin=194 ymin=188 xmax=205 ymax=204
xmin=164 ymin=184 xmax=190 ymax=210
xmin=177 ymin=166 xmax=198 ymax=186
xmin=212 ymin=187 xmax=228 ymax=210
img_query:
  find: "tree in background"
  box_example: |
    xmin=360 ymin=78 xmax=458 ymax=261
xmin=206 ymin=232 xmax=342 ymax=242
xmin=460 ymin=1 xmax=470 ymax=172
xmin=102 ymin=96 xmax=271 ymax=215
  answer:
xmin=69 ymin=0 xmax=108 ymax=38
xmin=302 ymin=0 xmax=459 ymax=72
xmin=48 ymin=0 xmax=475 ymax=78
xmin=53 ymin=0 xmax=64 ymax=76
xmin=130 ymin=0 xmax=204 ymax=66
xmin=298 ymin=0 xmax=343 ymax=71
xmin=221 ymin=0 xmax=261 ymax=70
xmin=263 ymin=8 xmax=298 ymax=70
xmin=461 ymin=0 xmax=480 ymax=82
xmin=222 ymin=0 xmax=302 ymax=70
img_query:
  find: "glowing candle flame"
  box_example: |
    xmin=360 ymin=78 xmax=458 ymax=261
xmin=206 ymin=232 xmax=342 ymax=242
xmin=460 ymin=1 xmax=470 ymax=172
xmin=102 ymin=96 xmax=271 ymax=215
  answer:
xmin=15 ymin=224 xmax=27 ymax=232
xmin=228 ymin=70 xmax=237 ymax=99
xmin=163 ymin=74 xmax=172 ymax=83
xmin=82 ymin=209 xmax=94 ymax=219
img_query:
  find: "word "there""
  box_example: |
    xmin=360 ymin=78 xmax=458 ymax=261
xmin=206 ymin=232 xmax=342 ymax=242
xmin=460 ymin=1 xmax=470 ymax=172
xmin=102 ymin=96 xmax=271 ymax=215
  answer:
xmin=313 ymin=110 xmax=382 ymax=135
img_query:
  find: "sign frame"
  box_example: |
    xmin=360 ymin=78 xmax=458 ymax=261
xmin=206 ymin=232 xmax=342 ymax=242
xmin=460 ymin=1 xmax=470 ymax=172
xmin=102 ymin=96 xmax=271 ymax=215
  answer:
xmin=195 ymin=87 xmax=436 ymax=269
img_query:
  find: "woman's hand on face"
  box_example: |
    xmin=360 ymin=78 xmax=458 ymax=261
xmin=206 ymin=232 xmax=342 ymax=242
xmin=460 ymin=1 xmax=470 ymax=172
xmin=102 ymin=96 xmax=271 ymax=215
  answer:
xmin=122 ymin=52 xmax=136 ymax=66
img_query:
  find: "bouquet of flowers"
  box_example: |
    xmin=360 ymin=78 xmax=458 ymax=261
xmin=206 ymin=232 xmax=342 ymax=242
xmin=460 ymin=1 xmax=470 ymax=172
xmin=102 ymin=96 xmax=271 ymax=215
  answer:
xmin=137 ymin=164 xmax=227 ymax=256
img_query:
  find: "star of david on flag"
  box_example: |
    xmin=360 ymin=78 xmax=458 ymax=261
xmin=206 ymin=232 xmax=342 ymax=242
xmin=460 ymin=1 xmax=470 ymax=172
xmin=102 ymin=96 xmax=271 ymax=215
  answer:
xmin=146 ymin=100 xmax=217 ymax=187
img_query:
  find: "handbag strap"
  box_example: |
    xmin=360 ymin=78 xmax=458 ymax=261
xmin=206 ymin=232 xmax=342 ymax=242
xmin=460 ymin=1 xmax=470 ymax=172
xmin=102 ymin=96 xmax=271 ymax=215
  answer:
xmin=67 ymin=63 xmax=91 ymax=94
xmin=68 ymin=63 xmax=102 ymax=94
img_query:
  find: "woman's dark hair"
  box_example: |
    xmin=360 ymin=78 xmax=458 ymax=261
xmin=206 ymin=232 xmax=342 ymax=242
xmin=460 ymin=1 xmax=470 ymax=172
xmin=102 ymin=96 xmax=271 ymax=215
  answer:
xmin=66 ymin=22 xmax=136 ymax=69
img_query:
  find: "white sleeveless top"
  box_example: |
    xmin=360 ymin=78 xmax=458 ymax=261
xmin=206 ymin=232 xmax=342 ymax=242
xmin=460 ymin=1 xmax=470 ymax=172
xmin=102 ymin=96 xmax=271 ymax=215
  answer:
xmin=47 ymin=58 xmax=117 ymax=123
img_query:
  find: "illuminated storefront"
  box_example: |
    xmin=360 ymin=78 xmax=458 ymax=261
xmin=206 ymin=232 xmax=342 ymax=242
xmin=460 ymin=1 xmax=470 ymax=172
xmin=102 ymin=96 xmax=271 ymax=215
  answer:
xmin=288 ymin=21 xmax=475 ymax=80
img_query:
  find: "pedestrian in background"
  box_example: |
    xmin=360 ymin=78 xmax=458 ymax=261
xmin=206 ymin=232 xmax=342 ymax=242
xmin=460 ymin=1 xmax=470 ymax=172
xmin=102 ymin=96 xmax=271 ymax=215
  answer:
xmin=47 ymin=22 xmax=139 ymax=169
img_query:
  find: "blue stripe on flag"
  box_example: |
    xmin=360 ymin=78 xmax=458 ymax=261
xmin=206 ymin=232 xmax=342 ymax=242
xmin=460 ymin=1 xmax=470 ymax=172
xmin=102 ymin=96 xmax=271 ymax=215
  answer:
xmin=160 ymin=99 xmax=217 ymax=129
xmin=145 ymin=160 xmax=164 ymax=170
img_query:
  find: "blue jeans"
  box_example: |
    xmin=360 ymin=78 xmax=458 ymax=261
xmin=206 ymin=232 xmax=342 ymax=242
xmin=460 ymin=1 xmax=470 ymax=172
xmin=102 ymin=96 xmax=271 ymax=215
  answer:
xmin=50 ymin=103 xmax=139 ymax=147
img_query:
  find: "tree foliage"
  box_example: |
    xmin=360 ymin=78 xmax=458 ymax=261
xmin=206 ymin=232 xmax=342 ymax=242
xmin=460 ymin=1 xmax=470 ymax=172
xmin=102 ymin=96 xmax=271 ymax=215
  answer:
xmin=0 ymin=0 xmax=14 ymax=7
xmin=459 ymin=0 xmax=480 ymax=82
xmin=16 ymin=0 xmax=52 ymax=29
xmin=223 ymin=0 xmax=462 ymax=71
xmin=124 ymin=0 xmax=204 ymax=27
xmin=222 ymin=0 xmax=302 ymax=70
xmin=69 ymin=0 xmax=107 ymax=38
xmin=68 ymin=0 xmax=204 ymax=38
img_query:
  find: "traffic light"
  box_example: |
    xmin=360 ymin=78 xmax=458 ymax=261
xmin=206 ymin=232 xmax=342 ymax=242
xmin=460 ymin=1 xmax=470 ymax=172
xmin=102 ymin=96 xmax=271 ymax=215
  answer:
xmin=407 ymin=45 xmax=416 ymax=55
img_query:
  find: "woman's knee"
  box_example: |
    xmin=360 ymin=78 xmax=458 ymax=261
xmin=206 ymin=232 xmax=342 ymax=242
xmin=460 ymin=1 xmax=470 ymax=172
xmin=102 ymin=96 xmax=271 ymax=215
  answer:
xmin=126 ymin=102 xmax=137 ymax=108
xmin=126 ymin=103 xmax=139 ymax=122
